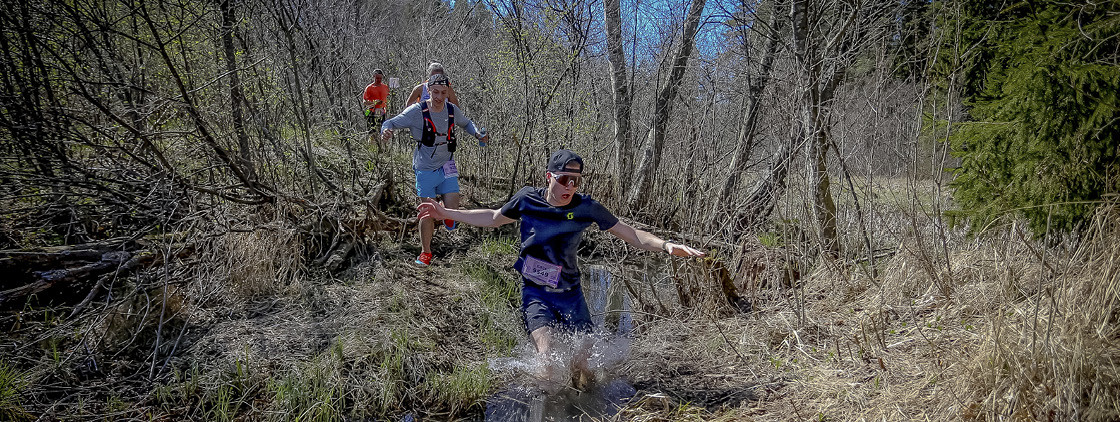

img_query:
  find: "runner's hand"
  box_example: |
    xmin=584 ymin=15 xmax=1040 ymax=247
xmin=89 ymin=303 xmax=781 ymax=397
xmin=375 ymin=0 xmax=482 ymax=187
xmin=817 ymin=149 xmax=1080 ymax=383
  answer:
xmin=380 ymin=129 xmax=392 ymax=143
xmin=665 ymin=242 xmax=706 ymax=258
xmin=416 ymin=199 xmax=446 ymax=221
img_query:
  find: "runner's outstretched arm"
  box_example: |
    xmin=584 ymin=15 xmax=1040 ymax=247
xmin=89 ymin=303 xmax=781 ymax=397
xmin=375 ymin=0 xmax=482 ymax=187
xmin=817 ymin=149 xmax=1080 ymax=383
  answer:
xmin=380 ymin=105 xmax=421 ymax=143
xmin=606 ymin=221 xmax=706 ymax=257
xmin=417 ymin=200 xmax=514 ymax=228
xmin=451 ymin=108 xmax=489 ymax=143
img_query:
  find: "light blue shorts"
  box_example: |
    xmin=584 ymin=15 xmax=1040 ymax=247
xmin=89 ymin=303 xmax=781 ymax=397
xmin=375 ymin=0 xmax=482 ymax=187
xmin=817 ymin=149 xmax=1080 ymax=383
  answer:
xmin=415 ymin=168 xmax=460 ymax=198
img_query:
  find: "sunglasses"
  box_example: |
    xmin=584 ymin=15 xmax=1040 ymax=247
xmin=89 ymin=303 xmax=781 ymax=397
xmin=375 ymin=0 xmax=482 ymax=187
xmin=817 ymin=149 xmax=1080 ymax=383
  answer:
xmin=550 ymin=172 xmax=583 ymax=188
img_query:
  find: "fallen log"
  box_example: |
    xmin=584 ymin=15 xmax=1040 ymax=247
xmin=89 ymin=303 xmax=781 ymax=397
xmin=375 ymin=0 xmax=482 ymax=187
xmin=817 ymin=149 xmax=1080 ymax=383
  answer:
xmin=0 ymin=239 xmax=188 ymax=308
xmin=0 ymin=237 xmax=136 ymax=282
xmin=0 ymin=250 xmax=125 ymax=306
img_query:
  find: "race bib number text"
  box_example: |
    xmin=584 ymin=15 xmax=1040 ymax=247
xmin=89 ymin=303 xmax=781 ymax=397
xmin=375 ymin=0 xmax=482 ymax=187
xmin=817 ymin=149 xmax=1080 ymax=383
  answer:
xmin=522 ymin=256 xmax=561 ymax=288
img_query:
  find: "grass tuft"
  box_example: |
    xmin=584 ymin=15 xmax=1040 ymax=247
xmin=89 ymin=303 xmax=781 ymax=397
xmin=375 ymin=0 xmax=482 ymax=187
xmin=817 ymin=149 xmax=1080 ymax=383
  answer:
xmin=0 ymin=361 xmax=30 ymax=422
xmin=462 ymin=261 xmax=520 ymax=354
xmin=426 ymin=363 xmax=491 ymax=415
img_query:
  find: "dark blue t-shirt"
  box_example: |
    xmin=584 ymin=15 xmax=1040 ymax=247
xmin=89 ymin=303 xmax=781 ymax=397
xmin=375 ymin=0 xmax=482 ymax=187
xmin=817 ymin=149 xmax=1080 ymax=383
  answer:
xmin=500 ymin=187 xmax=619 ymax=291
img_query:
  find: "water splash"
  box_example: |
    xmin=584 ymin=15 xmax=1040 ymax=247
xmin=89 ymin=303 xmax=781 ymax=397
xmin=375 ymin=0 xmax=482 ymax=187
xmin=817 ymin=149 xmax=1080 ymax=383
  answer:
xmin=488 ymin=267 xmax=633 ymax=382
xmin=486 ymin=266 xmax=636 ymax=421
xmin=487 ymin=330 xmax=631 ymax=387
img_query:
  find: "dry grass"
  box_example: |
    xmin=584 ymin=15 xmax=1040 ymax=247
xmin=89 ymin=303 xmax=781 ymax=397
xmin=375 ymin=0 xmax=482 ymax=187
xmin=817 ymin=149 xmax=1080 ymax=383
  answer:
xmin=603 ymin=203 xmax=1120 ymax=421
xmin=215 ymin=228 xmax=303 ymax=300
xmin=152 ymin=233 xmax=523 ymax=420
xmin=4 ymin=184 xmax=1117 ymax=421
xmin=952 ymin=205 xmax=1120 ymax=421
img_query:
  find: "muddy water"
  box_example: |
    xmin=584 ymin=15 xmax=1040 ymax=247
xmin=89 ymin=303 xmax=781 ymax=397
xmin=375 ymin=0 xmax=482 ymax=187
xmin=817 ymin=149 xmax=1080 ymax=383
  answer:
xmin=485 ymin=267 xmax=635 ymax=421
xmin=484 ymin=378 xmax=636 ymax=422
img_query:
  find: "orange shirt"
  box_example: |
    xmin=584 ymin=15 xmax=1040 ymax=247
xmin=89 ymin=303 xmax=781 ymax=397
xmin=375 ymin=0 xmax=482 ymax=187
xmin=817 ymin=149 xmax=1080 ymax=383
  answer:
xmin=363 ymin=83 xmax=389 ymax=109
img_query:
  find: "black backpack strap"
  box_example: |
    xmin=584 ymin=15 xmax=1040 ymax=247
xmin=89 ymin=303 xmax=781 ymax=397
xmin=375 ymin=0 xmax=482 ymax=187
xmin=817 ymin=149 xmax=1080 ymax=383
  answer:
xmin=419 ymin=101 xmax=436 ymax=148
xmin=446 ymin=103 xmax=454 ymax=141
xmin=446 ymin=103 xmax=457 ymax=155
xmin=418 ymin=101 xmax=456 ymax=158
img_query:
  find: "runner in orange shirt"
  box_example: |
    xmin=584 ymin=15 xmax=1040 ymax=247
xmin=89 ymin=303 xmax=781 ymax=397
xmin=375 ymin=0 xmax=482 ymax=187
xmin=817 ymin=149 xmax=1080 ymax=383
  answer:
xmin=362 ymin=69 xmax=390 ymax=137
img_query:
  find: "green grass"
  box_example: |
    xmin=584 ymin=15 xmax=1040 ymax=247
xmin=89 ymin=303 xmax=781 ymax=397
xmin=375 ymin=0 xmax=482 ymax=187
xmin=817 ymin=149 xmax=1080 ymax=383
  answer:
xmin=106 ymin=393 xmax=128 ymax=413
xmin=0 ymin=361 xmax=30 ymax=421
xmin=265 ymin=333 xmax=428 ymax=420
xmin=203 ymin=355 xmax=258 ymax=422
xmin=758 ymin=232 xmax=782 ymax=248
xmin=269 ymin=359 xmax=342 ymax=422
xmin=462 ymin=262 xmax=519 ymax=310
xmin=425 ymin=363 xmax=491 ymax=415
xmin=478 ymin=236 xmax=519 ymax=256
xmin=479 ymin=319 xmax=517 ymax=354
xmin=461 ymin=261 xmax=520 ymax=354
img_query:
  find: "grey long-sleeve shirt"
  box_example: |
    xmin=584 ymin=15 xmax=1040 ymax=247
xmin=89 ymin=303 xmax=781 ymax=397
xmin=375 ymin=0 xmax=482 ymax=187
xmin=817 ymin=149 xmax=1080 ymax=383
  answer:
xmin=381 ymin=101 xmax=482 ymax=171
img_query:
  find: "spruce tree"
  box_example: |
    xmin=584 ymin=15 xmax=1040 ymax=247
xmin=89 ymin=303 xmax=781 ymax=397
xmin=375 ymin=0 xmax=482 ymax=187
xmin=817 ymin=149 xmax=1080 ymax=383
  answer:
xmin=944 ymin=0 xmax=1120 ymax=236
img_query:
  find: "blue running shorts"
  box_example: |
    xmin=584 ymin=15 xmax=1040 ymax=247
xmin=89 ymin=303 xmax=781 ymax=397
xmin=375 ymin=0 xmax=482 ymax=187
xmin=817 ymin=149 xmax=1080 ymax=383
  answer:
xmin=521 ymin=282 xmax=593 ymax=334
xmin=414 ymin=168 xmax=460 ymax=198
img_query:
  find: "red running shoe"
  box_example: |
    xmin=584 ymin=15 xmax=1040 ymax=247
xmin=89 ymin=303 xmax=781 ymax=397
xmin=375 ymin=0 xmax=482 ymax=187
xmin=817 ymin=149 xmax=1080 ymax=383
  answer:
xmin=415 ymin=252 xmax=432 ymax=266
xmin=444 ymin=219 xmax=457 ymax=231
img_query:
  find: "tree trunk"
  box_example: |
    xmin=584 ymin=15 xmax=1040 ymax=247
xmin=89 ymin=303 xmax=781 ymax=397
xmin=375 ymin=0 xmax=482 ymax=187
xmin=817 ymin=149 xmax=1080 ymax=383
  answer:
xmin=790 ymin=0 xmax=850 ymax=257
xmin=604 ymin=0 xmax=633 ymax=197
xmin=218 ymin=0 xmax=255 ymax=181
xmin=807 ymin=116 xmax=839 ymax=255
xmin=716 ymin=4 xmax=782 ymax=214
xmin=626 ymin=0 xmax=707 ymax=211
xmin=736 ymin=131 xmax=799 ymax=232
xmin=809 ymin=65 xmax=845 ymax=256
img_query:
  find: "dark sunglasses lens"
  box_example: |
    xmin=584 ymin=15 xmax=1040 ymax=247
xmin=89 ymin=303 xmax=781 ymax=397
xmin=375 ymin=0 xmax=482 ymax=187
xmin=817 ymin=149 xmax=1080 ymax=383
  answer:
xmin=558 ymin=175 xmax=582 ymax=187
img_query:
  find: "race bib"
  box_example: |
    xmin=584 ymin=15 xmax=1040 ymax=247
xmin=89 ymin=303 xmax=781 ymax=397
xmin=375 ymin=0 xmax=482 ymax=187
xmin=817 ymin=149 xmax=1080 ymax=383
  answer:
xmin=442 ymin=159 xmax=459 ymax=179
xmin=522 ymin=256 xmax=562 ymax=288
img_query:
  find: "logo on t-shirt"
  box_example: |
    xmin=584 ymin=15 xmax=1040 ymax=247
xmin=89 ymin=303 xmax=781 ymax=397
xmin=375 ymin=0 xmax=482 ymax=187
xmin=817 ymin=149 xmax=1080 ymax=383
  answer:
xmin=566 ymin=212 xmax=574 ymax=220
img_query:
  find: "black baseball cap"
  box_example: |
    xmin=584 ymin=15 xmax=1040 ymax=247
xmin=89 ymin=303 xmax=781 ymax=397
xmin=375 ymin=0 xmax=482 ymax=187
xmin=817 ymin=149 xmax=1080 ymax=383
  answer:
xmin=547 ymin=149 xmax=583 ymax=173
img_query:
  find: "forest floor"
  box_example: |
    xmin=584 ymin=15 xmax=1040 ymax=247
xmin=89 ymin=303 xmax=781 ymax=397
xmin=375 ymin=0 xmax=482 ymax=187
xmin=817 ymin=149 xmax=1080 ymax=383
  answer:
xmin=6 ymin=228 xmax=974 ymax=421
xmin=4 ymin=181 xmax=1117 ymax=421
xmin=140 ymin=221 xmax=1023 ymax=422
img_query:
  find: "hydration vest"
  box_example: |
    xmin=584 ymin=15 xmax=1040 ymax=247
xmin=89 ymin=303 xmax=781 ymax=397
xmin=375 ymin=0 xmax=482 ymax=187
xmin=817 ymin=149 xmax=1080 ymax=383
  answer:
xmin=419 ymin=101 xmax=457 ymax=154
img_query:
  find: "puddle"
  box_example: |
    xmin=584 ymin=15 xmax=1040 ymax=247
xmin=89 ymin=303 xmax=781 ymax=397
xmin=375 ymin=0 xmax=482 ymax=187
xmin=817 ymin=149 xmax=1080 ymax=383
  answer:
xmin=485 ymin=378 xmax=636 ymax=422
xmin=486 ymin=267 xmax=636 ymax=421
xmin=584 ymin=266 xmax=632 ymax=336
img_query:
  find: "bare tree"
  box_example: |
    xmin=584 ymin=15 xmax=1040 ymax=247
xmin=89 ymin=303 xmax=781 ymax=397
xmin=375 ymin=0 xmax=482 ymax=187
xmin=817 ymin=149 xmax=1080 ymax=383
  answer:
xmin=789 ymin=0 xmax=872 ymax=256
xmin=218 ymin=0 xmax=255 ymax=181
xmin=487 ymin=0 xmax=596 ymax=195
xmin=716 ymin=0 xmax=783 ymax=215
xmin=626 ymin=0 xmax=708 ymax=211
xmin=605 ymin=0 xmax=633 ymax=197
